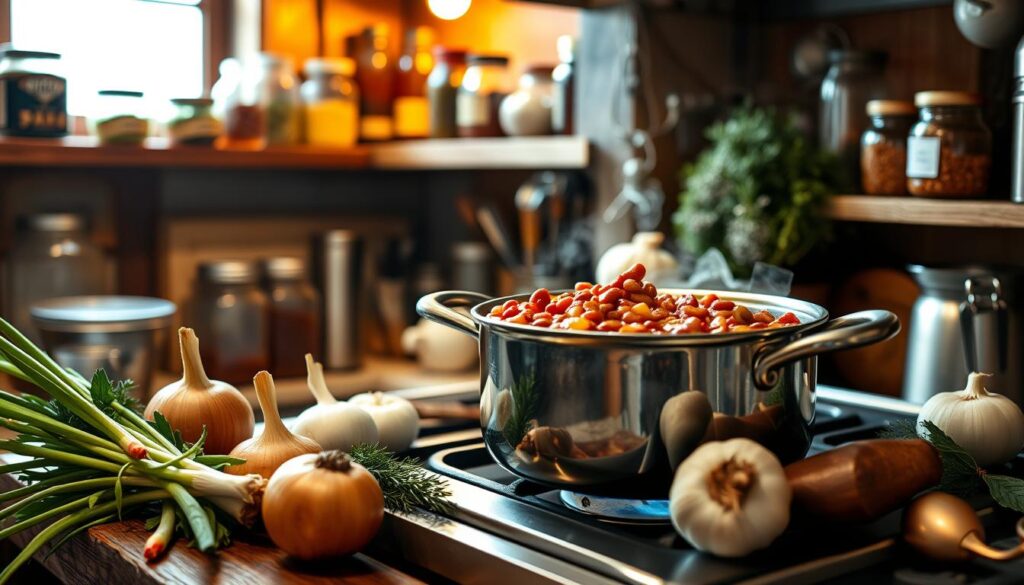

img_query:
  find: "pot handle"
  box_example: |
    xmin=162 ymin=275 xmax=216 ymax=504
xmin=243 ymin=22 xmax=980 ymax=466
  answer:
xmin=753 ymin=310 xmax=900 ymax=391
xmin=416 ymin=291 xmax=490 ymax=338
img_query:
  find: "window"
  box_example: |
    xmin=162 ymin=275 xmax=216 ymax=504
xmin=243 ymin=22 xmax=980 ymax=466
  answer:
xmin=11 ymin=0 xmax=205 ymax=117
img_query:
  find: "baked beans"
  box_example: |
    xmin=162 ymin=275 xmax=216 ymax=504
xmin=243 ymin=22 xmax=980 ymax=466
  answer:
xmin=486 ymin=263 xmax=801 ymax=334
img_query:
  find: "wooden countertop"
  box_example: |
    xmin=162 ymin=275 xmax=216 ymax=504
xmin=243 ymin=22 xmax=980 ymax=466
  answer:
xmin=0 ymin=463 xmax=427 ymax=585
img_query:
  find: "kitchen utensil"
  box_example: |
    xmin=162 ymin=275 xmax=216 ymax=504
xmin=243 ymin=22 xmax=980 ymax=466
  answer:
xmin=902 ymin=265 xmax=1022 ymax=405
xmin=475 ymin=205 xmax=521 ymax=271
xmin=401 ymin=318 xmax=478 ymax=373
xmin=954 ymin=0 xmax=1024 ymax=49
xmin=313 ymin=230 xmax=363 ymax=370
xmin=418 ymin=289 xmax=898 ymax=491
xmin=904 ymin=492 xmax=1024 ymax=562
xmin=30 ymin=296 xmax=176 ymax=397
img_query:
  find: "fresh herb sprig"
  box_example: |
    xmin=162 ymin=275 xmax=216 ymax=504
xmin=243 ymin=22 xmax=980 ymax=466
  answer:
xmin=501 ymin=373 xmax=537 ymax=448
xmin=349 ymin=443 xmax=454 ymax=515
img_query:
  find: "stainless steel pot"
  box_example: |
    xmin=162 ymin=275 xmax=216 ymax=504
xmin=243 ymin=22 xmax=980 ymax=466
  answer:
xmin=418 ymin=290 xmax=899 ymax=492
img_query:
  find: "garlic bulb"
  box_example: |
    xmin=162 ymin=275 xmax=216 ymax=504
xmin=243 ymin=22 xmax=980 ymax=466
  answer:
xmin=595 ymin=232 xmax=679 ymax=287
xmin=669 ymin=438 xmax=791 ymax=557
xmin=292 ymin=355 xmax=379 ymax=451
xmin=145 ymin=328 xmax=254 ymax=454
xmin=348 ymin=392 xmax=419 ymax=452
xmin=227 ymin=371 xmax=320 ymax=479
xmin=917 ymin=372 xmax=1024 ymax=467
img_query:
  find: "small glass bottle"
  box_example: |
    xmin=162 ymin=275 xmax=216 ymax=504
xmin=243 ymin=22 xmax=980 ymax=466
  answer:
xmin=300 ymin=57 xmax=359 ymax=148
xmin=193 ymin=261 xmax=269 ymax=384
xmin=860 ymin=99 xmax=916 ymax=195
xmin=218 ymin=58 xmax=265 ymax=150
xmin=264 ymin=257 xmax=321 ymax=378
xmin=91 ymin=90 xmax=149 ymax=145
xmin=394 ymin=26 xmax=435 ymax=139
xmin=356 ymin=24 xmax=396 ymax=142
xmin=258 ymin=53 xmax=301 ymax=146
xmin=427 ymin=48 xmax=467 ymax=139
xmin=551 ymin=35 xmax=575 ymax=136
xmin=457 ymin=55 xmax=511 ymax=138
xmin=907 ymin=91 xmax=992 ymax=198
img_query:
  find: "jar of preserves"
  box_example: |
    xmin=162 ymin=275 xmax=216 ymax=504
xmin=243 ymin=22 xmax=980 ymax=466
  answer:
xmin=91 ymin=90 xmax=149 ymax=145
xmin=168 ymin=98 xmax=222 ymax=146
xmin=217 ymin=57 xmax=265 ymax=150
xmin=258 ymin=54 xmax=301 ymax=146
xmin=0 ymin=45 xmax=67 ymax=137
xmin=300 ymin=57 xmax=359 ymax=148
xmin=264 ymin=257 xmax=321 ymax=378
xmin=394 ymin=26 xmax=434 ymax=139
xmin=860 ymin=99 xmax=916 ymax=195
xmin=427 ymin=48 xmax=467 ymax=139
xmin=457 ymin=54 xmax=511 ymax=138
xmin=356 ymin=24 xmax=396 ymax=142
xmin=907 ymin=91 xmax=991 ymax=198
xmin=193 ymin=261 xmax=269 ymax=384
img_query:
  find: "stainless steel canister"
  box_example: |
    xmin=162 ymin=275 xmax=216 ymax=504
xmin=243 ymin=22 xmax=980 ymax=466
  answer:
xmin=313 ymin=230 xmax=362 ymax=370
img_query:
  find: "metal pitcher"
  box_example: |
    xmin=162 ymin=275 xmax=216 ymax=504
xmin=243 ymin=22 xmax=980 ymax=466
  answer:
xmin=903 ymin=265 xmax=1022 ymax=404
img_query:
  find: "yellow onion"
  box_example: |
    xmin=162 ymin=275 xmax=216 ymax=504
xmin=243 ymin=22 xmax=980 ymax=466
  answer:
xmin=145 ymin=328 xmax=254 ymax=454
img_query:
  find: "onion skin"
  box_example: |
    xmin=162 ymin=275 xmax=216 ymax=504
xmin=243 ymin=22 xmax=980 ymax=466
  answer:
xmin=262 ymin=451 xmax=384 ymax=560
xmin=145 ymin=328 xmax=254 ymax=455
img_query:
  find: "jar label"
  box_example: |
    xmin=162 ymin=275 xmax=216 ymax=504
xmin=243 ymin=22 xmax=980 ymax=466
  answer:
xmin=170 ymin=117 xmax=223 ymax=143
xmin=906 ymin=136 xmax=940 ymax=179
xmin=0 ymin=73 xmax=68 ymax=136
xmin=457 ymin=92 xmax=489 ymax=128
xmin=394 ymin=96 xmax=429 ymax=138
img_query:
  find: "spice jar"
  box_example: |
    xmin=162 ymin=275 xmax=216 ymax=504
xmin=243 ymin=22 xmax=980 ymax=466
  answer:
xmin=860 ymin=100 xmax=916 ymax=195
xmin=300 ymin=57 xmax=359 ymax=148
xmin=193 ymin=261 xmax=269 ymax=384
xmin=457 ymin=55 xmax=511 ymax=138
xmin=215 ymin=58 xmax=265 ymax=150
xmin=91 ymin=90 xmax=149 ymax=145
xmin=356 ymin=24 xmax=396 ymax=142
xmin=427 ymin=48 xmax=467 ymax=139
xmin=168 ymin=98 xmax=222 ymax=146
xmin=907 ymin=91 xmax=992 ymax=198
xmin=264 ymin=257 xmax=321 ymax=378
xmin=258 ymin=54 xmax=301 ymax=146
xmin=394 ymin=26 xmax=434 ymax=139
xmin=0 ymin=45 xmax=67 ymax=137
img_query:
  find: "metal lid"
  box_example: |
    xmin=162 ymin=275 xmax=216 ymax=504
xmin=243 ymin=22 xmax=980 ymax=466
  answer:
xmin=323 ymin=229 xmax=359 ymax=245
xmin=98 ymin=90 xmax=144 ymax=98
xmin=453 ymin=242 xmax=491 ymax=263
xmin=264 ymin=257 xmax=306 ymax=280
xmin=171 ymin=97 xmax=213 ymax=106
xmin=304 ymin=57 xmax=355 ymax=77
xmin=467 ymin=54 xmax=510 ymax=66
xmin=30 ymin=296 xmax=177 ymax=333
xmin=198 ymin=260 xmax=260 ymax=284
xmin=907 ymin=264 xmax=1001 ymax=292
xmin=914 ymin=91 xmax=981 ymax=107
xmin=0 ymin=43 xmax=60 ymax=60
xmin=19 ymin=213 xmax=86 ymax=232
xmin=866 ymin=99 xmax=916 ymax=117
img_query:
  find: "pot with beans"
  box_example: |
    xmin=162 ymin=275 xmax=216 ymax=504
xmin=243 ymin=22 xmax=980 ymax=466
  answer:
xmin=417 ymin=264 xmax=899 ymax=493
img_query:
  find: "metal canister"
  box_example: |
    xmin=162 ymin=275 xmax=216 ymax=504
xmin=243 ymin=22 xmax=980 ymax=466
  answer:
xmin=1012 ymin=36 xmax=1024 ymax=203
xmin=313 ymin=230 xmax=363 ymax=370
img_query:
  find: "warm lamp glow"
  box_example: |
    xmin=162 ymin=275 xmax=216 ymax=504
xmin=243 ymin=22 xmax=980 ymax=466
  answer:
xmin=427 ymin=0 xmax=471 ymax=20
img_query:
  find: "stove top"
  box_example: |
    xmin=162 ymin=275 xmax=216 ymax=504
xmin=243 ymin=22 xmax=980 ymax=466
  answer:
xmin=372 ymin=386 xmax=1024 ymax=585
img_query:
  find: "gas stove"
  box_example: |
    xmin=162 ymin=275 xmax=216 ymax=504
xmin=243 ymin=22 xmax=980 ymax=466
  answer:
xmin=372 ymin=385 xmax=1024 ymax=585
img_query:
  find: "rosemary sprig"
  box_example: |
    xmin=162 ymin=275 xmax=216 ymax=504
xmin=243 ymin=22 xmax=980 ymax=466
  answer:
xmin=501 ymin=373 xmax=537 ymax=448
xmin=349 ymin=443 xmax=454 ymax=515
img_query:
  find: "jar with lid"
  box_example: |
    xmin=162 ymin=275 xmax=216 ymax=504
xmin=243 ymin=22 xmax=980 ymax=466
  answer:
xmin=300 ymin=57 xmax=359 ymax=148
xmin=263 ymin=257 xmax=321 ymax=378
xmin=192 ymin=261 xmax=269 ymax=384
xmin=4 ymin=213 xmax=114 ymax=345
xmin=499 ymin=65 xmax=555 ymax=137
xmin=168 ymin=98 xmax=222 ymax=146
xmin=257 ymin=54 xmax=301 ymax=146
xmin=457 ymin=55 xmax=511 ymax=138
xmin=214 ymin=58 xmax=265 ymax=150
xmin=860 ymin=100 xmax=916 ymax=195
xmin=820 ymin=50 xmax=888 ymax=177
xmin=907 ymin=91 xmax=991 ymax=198
xmin=427 ymin=48 xmax=467 ymax=138
xmin=91 ymin=90 xmax=149 ymax=145
xmin=0 ymin=44 xmax=67 ymax=137
xmin=394 ymin=26 xmax=435 ymax=139
xmin=356 ymin=25 xmax=396 ymax=142
xmin=551 ymin=35 xmax=575 ymax=135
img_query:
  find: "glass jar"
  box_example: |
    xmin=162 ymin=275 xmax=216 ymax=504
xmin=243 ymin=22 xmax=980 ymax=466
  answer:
xmin=0 ymin=45 xmax=67 ymax=137
xmin=300 ymin=57 xmax=359 ymax=148
xmin=427 ymin=48 xmax=467 ymax=139
xmin=91 ymin=90 xmax=149 ymax=145
xmin=457 ymin=54 xmax=511 ymax=138
xmin=860 ymin=100 xmax=916 ymax=195
xmin=193 ymin=261 xmax=269 ymax=384
xmin=214 ymin=57 xmax=265 ymax=150
xmin=820 ymin=50 xmax=888 ymax=177
xmin=264 ymin=257 xmax=321 ymax=378
xmin=258 ymin=54 xmax=301 ymax=146
xmin=4 ymin=213 xmax=114 ymax=345
xmin=168 ymin=98 xmax=222 ymax=146
xmin=907 ymin=91 xmax=992 ymax=198
xmin=499 ymin=65 xmax=555 ymax=136
xmin=356 ymin=24 xmax=396 ymax=142
xmin=394 ymin=26 xmax=435 ymax=139
xmin=552 ymin=35 xmax=575 ymax=136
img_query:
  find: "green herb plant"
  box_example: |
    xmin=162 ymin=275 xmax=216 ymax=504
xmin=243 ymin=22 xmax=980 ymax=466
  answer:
xmin=673 ymin=105 xmax=843 ymax=275
xmin=348 ymin=443 xmax=454 ymax=515
xmin=501 ymin=373 xmax=538 ymax=448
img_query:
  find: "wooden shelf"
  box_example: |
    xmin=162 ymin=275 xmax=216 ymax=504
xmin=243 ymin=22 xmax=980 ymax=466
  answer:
xmin=826 ymin=195 xmax=1024 ymax=228
xmin=0 ymin=135 xmax=589 ymax=171
xmin=370 ymin=135 xmax=589 ymax=170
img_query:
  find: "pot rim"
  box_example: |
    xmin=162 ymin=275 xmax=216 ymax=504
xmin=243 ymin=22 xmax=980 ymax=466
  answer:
xmin=470 ymin=288 xmax=829 ymax=347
